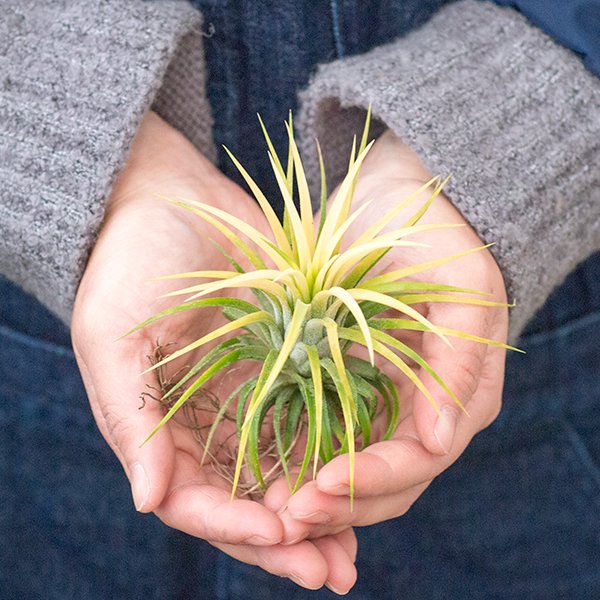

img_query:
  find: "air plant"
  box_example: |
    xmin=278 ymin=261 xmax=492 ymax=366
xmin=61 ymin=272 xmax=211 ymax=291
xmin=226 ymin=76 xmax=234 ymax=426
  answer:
xmin=127 ymin=111 xmax=513 ymax=503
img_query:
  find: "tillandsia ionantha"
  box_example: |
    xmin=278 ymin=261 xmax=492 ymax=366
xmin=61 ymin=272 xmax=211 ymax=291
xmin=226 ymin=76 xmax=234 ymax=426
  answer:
xmin=126 ymin=110 xmax=515 ymax=504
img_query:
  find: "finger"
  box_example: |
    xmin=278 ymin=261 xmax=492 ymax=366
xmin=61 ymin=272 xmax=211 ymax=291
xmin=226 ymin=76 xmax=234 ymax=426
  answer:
xmin=314 ymin=395 xmax=501 ymax=499
xmin=154 ymin=450 xmax=283 ymax=545
xmin=412 ymin=302 xmax=491 ymax=456
xmin=331 ymin=527 xmax=358 ymax=563
xmin=265 ymin=478 xmax=353 ymax=545
xmin=73 ymin=334 xmax=175 ymax=513
xmin=263 ymin=472 xmax=296 ymax=512
xmin=264 ymin=477 xmax=335 ymax=545
xmin=286 ymin=479 xmax=428 ymax=529
xmin=211 ymin=539 xmax=329 ymax=590
xmin=312 ymin=532 xmax=358 ymax=595
xmin=314 ymin=429 xmax=438 ymax=497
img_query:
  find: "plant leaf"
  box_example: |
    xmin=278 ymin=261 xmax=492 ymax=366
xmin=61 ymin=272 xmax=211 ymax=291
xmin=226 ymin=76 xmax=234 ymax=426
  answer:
xmin=231 ymin=301 xmax=310 ymax=497
xmin=141 ymin=311 xmax=273 ymax=375
xmin=346 ymin=288 xmax=451 ymax=348
xmin=224 ymin=143 xmax=292 ymax=254
xmin=306 ymin=345 xmax=324 ymax=479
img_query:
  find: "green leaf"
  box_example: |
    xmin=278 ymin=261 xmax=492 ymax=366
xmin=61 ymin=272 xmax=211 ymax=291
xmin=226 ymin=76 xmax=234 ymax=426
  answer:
xmin=201 ymin=377 xmax=255 ymax=466
xmin=162 ymin=337 xmax=247 ymax=401
xmin=377 ymin=375 xmax=400 ymax=440
xmin=306 ymin=345 xmax=324 ymax=478
xmin=284 ymin=392 xmax=305 ymax=451
xmin=273 ymin=387 xmax=297 ymax=488
xmin=224 ymin=140 xmax=292 ymax=255
xmin=319 ymin=389 xmax=335 ymax=464
xmin=391 ymin=293 xmax=510 ymax=309
xmin=321 ymin=355 xmax=356 ymax=507
xmin=141 ymin=347 xmax=265 ymax=446
xmin=338 ymin=327 xmax=439 ymax=416
xmin=141 ymin=310 xmax=273 ymax=375
xmin=231 ymin=298 xmax=310 ymax=498
xmin=362 ymin=244 xmax=494 ymax=288
xmin=291 ymin=375 xmax=317 ymax=493
xmin=363 ymin=281 xmax=490 ymax=296
xmin=121 ymin=297 xmax=260 ymax=339
xmin=368 ymin=318 xmax=523 ymax=352
xmin=316 ymin=140 xmax=328 ymax=242
xmin=165 ymin=198 xmax=267 ymax=271
xmin=248 ymin=393 xmax=279 ymax=492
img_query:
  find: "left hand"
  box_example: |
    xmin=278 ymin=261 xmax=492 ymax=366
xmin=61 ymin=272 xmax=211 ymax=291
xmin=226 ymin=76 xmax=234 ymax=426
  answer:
xmin=264 ymin=130 xmax=509 ymax=548
xmin=71 ymin=111 xmax=357 ymax=594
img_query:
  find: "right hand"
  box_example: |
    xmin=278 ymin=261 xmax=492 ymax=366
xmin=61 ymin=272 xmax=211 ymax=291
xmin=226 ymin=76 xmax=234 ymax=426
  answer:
xmin=71 ymin=111 xmax=357 ymax=594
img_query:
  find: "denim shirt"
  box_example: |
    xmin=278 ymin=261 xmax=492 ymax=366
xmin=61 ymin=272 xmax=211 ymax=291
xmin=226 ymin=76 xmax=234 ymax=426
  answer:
xmin=193 ymin=0 xmax=600 ymax=336
xmin=1 ymin=1 xmax=599 ymax=598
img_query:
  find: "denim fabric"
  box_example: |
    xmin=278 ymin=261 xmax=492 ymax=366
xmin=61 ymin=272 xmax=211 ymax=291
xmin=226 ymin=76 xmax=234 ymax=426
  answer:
xmin=217 ymin=253 xmax=600 ymax=600
xmin=196 ymin=0 xmax=457 ymax=217
xmin=2 ymin=1 xmax=600 ymax=598
xmin=2 ymin=251 xmax=600 ymax=599
xmin=493 ymin=0 xmax=600 ymax=77
xmin=0 ymin=282 xmax=221 ymax=599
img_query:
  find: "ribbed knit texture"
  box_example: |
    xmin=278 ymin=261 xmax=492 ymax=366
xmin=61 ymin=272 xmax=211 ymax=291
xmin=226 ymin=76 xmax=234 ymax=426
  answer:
xmin=297 ymin=0 xmax=600 ymax=340
xmin=0 ymin=0 xmax=214 ymax=324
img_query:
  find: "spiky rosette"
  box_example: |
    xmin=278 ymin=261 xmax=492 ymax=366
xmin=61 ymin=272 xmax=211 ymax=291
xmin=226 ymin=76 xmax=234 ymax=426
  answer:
xmin=127 ymin=111 xmax=513 ymax=502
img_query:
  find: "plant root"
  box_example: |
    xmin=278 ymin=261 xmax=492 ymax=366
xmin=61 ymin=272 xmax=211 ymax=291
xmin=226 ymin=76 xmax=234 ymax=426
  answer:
xmin=140 ymin=341 xmax=308 ymax=498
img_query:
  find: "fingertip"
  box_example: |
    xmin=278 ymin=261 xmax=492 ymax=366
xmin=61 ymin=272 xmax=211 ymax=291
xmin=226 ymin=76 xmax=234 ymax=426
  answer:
xmin=433 ymin=405 xmax=459 ymax=455
xmin=315 ymin=458 xmax=351 ymax=495
xmin=128 ymin=430 xmax=175 ymax=512
xmin=313 ymin=535 xmax=358 ymax=595
xmin=130 ymin=462 xmax=151 ymax=512
xmin=285 ymin=541 xmax=330 ymax=590
xmin=414 ymin=396 xmax=460 ymax=456
xmin=263 ymin=476 xmax=292 ymax=512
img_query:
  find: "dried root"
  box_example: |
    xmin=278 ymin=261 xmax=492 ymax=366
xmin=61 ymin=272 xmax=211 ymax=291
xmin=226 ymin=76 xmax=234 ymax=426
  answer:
xmin=140 ymin=341 xmax=307 ymax=498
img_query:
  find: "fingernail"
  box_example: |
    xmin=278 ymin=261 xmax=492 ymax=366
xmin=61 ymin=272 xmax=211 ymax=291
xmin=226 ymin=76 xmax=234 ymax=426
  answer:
xmin=131 ymin=462 xmax=149 ymax=511
xmin=281 ymin=534 xmax=306 ymax=546
xmin=434 ymin=406 xmax=458 ymax=454
xmin=287 ymin=574 xmax=310 ymax=589
xmin=244 ymin=534 xmax=278 ymax=546
xmin=322 ymin=483 xmax=350 ymax=495
xmin=289 ymin=510 xmax=331 ymax=523
xmin=326 ymin=582 xmax=351 ymax=595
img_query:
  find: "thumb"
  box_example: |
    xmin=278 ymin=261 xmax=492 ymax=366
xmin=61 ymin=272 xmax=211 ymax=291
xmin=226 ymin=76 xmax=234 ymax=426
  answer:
xmin=411 ymin=303 xmax=488 ymax=456
xmin=73 ymin=334 xmax=175 ymax=513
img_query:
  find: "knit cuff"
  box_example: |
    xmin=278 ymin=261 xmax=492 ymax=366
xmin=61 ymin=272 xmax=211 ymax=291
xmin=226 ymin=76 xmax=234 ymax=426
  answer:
xmin=297 ymin=0 xmax=600 ymax=339
xmin=0 ymin=0 xmax=215 ymax=324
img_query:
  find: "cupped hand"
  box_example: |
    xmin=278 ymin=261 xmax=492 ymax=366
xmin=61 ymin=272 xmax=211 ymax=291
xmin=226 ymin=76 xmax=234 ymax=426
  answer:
xmin=266 ymin=130 xmax=509 ymax=549
xmin=71 ymin=111 xmax=357 ymax=593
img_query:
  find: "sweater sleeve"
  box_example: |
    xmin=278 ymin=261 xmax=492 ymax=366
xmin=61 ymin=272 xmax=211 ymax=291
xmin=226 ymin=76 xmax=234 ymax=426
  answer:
xmin=296 ymin=0 xmax=600 ymax=340
xmin=0 ymin=0 xmax=215 ymax=324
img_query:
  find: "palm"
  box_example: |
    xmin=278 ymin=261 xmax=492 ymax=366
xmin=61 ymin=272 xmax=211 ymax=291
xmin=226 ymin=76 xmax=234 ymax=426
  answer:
xmin=266 ymin=131 xmax=508 ymax=542
xmin=74 ymin=166 xmax=283 ymax=524
xmin=71 ymin=112 xmax=358 ymax=591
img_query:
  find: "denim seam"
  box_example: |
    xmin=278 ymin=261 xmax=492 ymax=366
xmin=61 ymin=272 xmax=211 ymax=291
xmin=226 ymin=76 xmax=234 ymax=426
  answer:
xmin=215 ymin=551 xmax=230 ymax=600
xmin=562 ymin=420 xmax=600 ymax=498
xmin=518 ymin=309 xmax=600 ymax=347
xmin=0 ymin=324 xmax=73 ymax=357
xmin=329 ymin=0 xmax=345 ymax=58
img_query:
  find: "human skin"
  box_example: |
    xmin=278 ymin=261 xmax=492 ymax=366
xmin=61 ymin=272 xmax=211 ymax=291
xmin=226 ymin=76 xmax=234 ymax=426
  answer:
xmin=71 ymin=111 xmax=358 ymax=593
xmin=265 ymin=131 xmax=509 ymax=550
xmin=71 ymin=112 xmax=508 ymax=594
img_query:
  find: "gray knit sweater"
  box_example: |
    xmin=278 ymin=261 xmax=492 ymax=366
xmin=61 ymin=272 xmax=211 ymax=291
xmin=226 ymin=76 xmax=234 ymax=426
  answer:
xmin=1 ymin=0 xmax=599 ymax=340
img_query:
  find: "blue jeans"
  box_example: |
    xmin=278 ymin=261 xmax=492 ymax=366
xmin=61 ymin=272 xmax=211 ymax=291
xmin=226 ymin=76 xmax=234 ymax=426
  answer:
xmin=2 ymin=0 xmax=600 ymax=597
xmin=2 ymin=254 xmax=600 ymax=599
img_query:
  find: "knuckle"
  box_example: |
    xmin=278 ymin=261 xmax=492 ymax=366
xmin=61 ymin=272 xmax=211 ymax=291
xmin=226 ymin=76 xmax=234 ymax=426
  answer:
xmin=452 ymin=354 xmax=481 ymax=402
xmin=481 ymin=397 xmax=503 ymax=430
xmin=102 ymin=409 xmax=136 ymax=449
